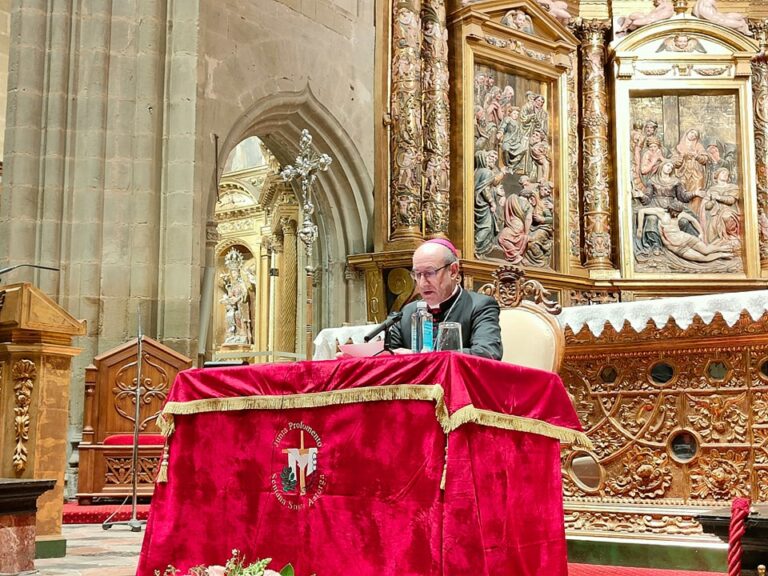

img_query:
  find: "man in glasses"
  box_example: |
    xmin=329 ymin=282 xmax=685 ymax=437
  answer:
xmin=388 ymin=239 xmax=503 ymax=360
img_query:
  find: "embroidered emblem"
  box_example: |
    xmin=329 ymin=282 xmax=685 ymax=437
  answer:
xmin=271 ymin=422 xmax=326 ymax=510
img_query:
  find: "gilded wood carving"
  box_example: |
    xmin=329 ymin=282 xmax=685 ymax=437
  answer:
xmin=12 ymin=359 xmax=36 ymax=474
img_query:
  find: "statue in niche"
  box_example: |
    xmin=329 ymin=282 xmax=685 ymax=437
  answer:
xmin=636 ymin=201 xmax=734 ymax=263
xmin=497 ymin=176 xmax=536 ymax=264
xmin=496 ymin=106 xmax=527 ymax=174
xmin=220 ymin=248 xmax=257 ymax=346
xmin=617 ymin=0 xmax=674 ymax=35
xmin=525 ymin=181 xmax=555 ymax=267
xmin=501 ymin=10 xmax=534 ymax=34
xmin=656 ymin=34 xmax=706 ymax=53
xmin=534 ymin=0 xmax=571 ymax=25
xmin=693 ymin=0 xmax=752 ymax=36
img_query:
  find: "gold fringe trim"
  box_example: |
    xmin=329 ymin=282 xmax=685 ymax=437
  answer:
xmin=156 ymin=384 xmax=591 ymax=484
xmin=448 ymin=406 xmax=593 ymax=449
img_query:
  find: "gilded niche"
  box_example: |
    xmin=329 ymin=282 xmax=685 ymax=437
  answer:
xmin=630 ymin=95 xmax=744 ymax=273
xmin=473 ymin=64 xmax=555 ymax=268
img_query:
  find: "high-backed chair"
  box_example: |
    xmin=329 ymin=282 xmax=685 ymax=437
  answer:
xmin=76 ymin=337 xmax=192 ymax=504
xmin=478 ymin=265 xmax=564 ymax=372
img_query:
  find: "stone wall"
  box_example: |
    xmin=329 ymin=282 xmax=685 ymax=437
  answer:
xmin=0 ymin=0 xmax=374 ymax=497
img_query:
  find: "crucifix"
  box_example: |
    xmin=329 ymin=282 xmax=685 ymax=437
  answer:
xmin=281 ymin=129 xmax=332 ymax=360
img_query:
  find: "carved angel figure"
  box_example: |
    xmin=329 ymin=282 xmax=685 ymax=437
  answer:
xmin=693 ymin=0 xmax=752 ymax=36
xmin=535 ymin=0 xmax=571 ymax=25
xmin=618 ymin=0 xmax=674 ymax=34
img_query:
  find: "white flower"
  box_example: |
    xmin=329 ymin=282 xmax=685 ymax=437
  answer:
xmin=205 ymin=566 xmax=226 ymax=576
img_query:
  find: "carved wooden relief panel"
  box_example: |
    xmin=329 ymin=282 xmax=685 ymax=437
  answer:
xmin=560 ymin=311 xmax=768 ymax=540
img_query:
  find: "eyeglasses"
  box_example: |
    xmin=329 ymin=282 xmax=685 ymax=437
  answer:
xmin=410 ymin=263 xmax=450 ymax=282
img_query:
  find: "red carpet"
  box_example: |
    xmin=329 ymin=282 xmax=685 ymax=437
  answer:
xmin=569 ymin=565 xmax=722 ymax=575
xmin=63 ymin=502 xmax=150 ymax=524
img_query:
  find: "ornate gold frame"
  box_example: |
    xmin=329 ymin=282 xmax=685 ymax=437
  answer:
xmin=448 ymin=2 xmax=577 ymax=273
xmin=612 ymin=18 xmax=760 ymax=279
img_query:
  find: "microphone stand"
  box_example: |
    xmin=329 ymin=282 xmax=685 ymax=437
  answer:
xmin=372 ymin=312 xmax=401 ymax=357
xmin=103 ymin=311 xmax=147 ymax=532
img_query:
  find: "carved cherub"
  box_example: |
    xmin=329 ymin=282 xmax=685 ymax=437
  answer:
xmin=656 ymin=33 xmax=706 ymax=53
xmin=693 ymin=0 xmax=752 ymax=36
xmin=618 ymin=0 xmax=675 ymax=34
xmin=535 ymin=0 xmax=571 ymax=25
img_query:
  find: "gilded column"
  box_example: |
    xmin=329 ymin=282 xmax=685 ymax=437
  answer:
xmin=421 ymin=0 xmax=450 ymax=238
xmin=577 ymin=20 xmax=613 ymax=270
xmin=567 ymin=52 xmax=582 ymax=268
xmin=752 ymin=21 xmax=768 ymax=268
xmin=390 ymin=0 xmax=423 ymax=241
xmin=277 ymin=218 xmax=298 ymax=356
xmin=258 ymin=229 xmax=272 ymax=358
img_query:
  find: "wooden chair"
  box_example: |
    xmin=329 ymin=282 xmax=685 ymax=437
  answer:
xmin=76 ymin=337 xmax=192 ymax=504
xmin=479 ymin=265 xmax=564 ymax=372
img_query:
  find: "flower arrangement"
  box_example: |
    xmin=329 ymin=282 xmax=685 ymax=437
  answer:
xmin=154 ymin=549 xmax=295 ymax=576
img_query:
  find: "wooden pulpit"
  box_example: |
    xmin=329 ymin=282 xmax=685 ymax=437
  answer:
xmin=0 ymin=282 xmax=86 ymax=553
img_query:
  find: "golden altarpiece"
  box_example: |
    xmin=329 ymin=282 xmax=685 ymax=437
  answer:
xmin=212 ymin=147 xmax=303 ymax=362
xmin=348 ymin=0 xmax=768 ymax=551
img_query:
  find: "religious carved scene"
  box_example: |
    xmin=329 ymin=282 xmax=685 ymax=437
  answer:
xmin=472 ymin=64 xmax=557 ymax=268
xmin=629 ymin=94 xmax=744 ymax=273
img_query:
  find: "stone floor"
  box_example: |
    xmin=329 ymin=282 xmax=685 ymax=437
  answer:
xmin=35 ymin=524 xmax=144 ymax=576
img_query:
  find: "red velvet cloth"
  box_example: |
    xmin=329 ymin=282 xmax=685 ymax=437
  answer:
xmin=137 ymin=352 xmax=581 ymax=576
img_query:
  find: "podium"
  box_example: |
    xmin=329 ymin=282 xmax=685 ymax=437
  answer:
xmin=0 ymin=283 xmax=86 ymax=555
xmin=137 ymin=352 xmax=587 ymax=576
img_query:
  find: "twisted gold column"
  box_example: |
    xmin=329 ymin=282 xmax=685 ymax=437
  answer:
xmin=390 ymin=0 xmax=423 ymax=241
xmin=577 ymin=20 xmax=613 ymax=270
xmin=566 ymin=52 xmax=582 ymax=268
xmin=752 ymin=21 xmax=768 ymax=268
xmin=277 ymin=218 xmax=298 ymax=356
xmin=421 ymin=0 xmax=450 ymax=238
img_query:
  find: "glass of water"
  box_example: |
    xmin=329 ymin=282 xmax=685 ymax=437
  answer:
xmin=436 ymin=322 xmax=463 ymax=352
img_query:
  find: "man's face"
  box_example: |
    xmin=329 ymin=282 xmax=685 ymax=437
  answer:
xmin=412 ymin=245 xmax=457 ymax=307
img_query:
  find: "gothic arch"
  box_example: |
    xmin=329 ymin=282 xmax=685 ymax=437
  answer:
xmin=206 ymin=85 xmax=373 ymax=329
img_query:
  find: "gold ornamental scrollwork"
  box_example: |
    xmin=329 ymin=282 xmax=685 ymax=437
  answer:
xmin=390 ymin=0 xmax=423 ymax=241
xmin=575 ymin=19 xmax=613 ymax=270
xmin=477 ymin=265 xmax=561 ymax=314
xmin=12 ymin=359 xmax=37 ymax=474
xmin=0 ymin=289 xmax=5 ymax=312
xmin=421 ymin=0 xmax=450 ymax=238
xmin=752 ymin=27 xmax=768 ymax=266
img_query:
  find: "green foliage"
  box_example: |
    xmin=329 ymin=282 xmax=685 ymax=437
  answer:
xmin=280 ymin=466 xmax=297 ymax=492
xmin=279 ymin=565 xmax=295 ymax=576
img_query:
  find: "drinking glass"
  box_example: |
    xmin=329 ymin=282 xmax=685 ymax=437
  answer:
xmin=436 ymin=322 xmax=463 ymax=352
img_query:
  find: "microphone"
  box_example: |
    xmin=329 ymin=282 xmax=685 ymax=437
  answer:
xmin=363 ymin=311 xmax=403 ymax=342
xmin=0 ymin=264 xmax=60 ymax=282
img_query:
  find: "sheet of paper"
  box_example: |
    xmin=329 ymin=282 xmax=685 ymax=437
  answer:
xmin=338 ymin=339 xmax=385 ymax=358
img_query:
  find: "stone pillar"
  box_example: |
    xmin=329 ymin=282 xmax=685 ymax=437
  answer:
xmin=752 ymin=21 xmax=768 ymax=268
xmin=577 ymin=20 xmax=613 ymax=271
xmin=275 ymin=219 xmax=298 ymax=357
xmin=421 ymin=0 xmax=450 ymax=238
xmin=390 ymin=0 xmax=423 ymax=242
xmin=0 ymin=479 xmax=55 ymax=574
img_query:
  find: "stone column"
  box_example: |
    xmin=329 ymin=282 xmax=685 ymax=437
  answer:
xmin=752 ymin=21 xmax=768 ymax=268
xmin=390 ymin=0 xmax=423 ymax=242
xmin=577 ymin=20 xmax=613 ymax=271
xmin=277 ymin=218 xmax=298 ymax=357
xmin=421 ymin=0 xmax=450 ymax=238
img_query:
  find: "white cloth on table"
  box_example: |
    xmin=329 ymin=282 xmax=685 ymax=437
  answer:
xmin=558 ymin=289 xmax=768 ymax=337
xmin=313 ymin=325 xmax=382 ymax=360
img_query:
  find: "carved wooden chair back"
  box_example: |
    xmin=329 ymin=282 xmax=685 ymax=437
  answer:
xmin=478 ymin=265 xmax=564 ymax=372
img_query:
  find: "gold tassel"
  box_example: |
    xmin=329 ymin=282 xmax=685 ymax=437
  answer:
xmin=440 ymin=436 xmax=449 ymax=491
xmin=156 ymin=443 xmax=169 ymax=483
xmin=156 ymin=413 xmax=175 ymax=437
